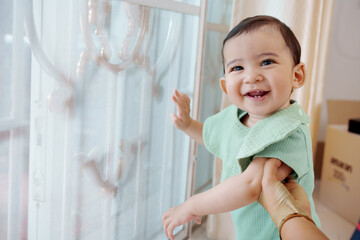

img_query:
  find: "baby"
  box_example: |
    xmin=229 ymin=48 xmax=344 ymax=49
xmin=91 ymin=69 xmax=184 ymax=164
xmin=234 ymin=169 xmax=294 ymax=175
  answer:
xmin=162 ymin=15 xmax=320 ymax=240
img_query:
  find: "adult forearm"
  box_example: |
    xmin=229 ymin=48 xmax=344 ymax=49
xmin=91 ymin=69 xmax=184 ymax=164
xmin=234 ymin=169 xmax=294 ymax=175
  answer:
xmin=281 ymin=217 xmax=329 ymax=240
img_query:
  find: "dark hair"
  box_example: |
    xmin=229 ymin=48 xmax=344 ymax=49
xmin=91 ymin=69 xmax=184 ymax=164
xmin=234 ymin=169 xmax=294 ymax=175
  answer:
xmin=222 ymin=15 xmax=301 ymax=71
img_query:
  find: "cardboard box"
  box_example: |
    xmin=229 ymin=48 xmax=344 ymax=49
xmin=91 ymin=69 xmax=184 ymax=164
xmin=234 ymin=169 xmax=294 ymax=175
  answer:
xmin=319 ymin=99 xmax=360 ymax=226
xmin=319 ymin=125 xmax=360 ymax=225
xmin=326 ymin=99 xmax=360 ymax=125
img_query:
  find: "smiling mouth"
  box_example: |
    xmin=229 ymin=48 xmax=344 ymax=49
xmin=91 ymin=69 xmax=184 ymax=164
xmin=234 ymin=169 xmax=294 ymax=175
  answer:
xmin=246 ymin=90 xmax=270 ymax=98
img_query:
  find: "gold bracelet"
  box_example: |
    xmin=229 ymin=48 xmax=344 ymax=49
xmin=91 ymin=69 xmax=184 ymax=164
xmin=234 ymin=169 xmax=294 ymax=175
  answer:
xmin=279 ymin=212 xmax=316 ymax=239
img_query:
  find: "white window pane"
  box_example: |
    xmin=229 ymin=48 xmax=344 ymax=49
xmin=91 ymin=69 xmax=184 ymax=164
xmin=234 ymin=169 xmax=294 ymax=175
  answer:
xmin=174 ymin=0 xmax=201 ymax=7
xmin=195 ymin=29 xmax=225 ymax=194
xmin=206 ymin=0 xmax=233 ymax=25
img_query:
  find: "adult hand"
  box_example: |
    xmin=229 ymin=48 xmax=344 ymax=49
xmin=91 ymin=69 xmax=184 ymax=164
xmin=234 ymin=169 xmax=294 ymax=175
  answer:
xmin=258 ymin=158 xmax=329 ymax=240
xmin=258 ymin=158 xmax=310 ymax=228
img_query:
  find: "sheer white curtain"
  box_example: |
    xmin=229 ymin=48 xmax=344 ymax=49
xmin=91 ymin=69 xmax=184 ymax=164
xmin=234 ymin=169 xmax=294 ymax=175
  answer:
xmin=26 ymin=1 xmax=199 ymax=239
xmin=0 ymin=0 xmax=31 ymax=239
xmin=0 ymin=0 xmax=213 ymax=240
xmin=1 ymin=0 xmax=233 ymax=239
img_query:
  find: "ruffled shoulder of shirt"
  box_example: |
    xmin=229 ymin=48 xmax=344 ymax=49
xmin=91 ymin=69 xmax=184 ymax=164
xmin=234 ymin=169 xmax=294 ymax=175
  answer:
xmin=236 ymin=101 xmax=310 ymax=159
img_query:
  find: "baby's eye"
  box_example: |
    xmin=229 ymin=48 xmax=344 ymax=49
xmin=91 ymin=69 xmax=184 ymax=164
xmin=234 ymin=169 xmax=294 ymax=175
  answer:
xmin=231 ymin=66 xmax=244 ymax=72
xmin=261 ymin=59 xmax=274 ymax=66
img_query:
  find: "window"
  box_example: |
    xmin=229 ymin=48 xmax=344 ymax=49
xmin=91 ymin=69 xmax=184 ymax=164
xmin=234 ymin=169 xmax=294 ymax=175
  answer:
xmin=1 ymin=0 xmax=232 ymax=239
xmin=0 ymin=0 xmax=31 ymax=239
xmin=195 ymin=0 xmax=232 ymax=195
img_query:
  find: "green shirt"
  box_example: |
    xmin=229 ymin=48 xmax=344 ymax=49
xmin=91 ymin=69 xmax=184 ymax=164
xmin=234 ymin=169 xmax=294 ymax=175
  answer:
xmin=203 ymin=101 xmax=320 ymax=240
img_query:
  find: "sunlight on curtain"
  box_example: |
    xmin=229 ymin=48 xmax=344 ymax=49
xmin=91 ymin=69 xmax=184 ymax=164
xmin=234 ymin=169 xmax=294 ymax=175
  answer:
xmin=207 ymin=0 xmax=334 ymax=239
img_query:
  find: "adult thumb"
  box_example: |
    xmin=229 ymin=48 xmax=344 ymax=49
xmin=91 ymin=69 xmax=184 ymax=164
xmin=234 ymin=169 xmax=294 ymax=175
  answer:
xmin=263 ymin=158 xmax=282 ymax=185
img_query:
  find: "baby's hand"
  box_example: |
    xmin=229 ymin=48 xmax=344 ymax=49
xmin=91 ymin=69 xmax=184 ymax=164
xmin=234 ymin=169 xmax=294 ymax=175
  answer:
xmin=162 ymin=203 xmax=202 ymax=240
xmin=171 ymin=89 xmax=192 ymax=131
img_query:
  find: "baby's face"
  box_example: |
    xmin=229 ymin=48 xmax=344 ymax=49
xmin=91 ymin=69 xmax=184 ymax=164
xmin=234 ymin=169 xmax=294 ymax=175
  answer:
xmin=221 ymin=26 xmax=302 ymax=123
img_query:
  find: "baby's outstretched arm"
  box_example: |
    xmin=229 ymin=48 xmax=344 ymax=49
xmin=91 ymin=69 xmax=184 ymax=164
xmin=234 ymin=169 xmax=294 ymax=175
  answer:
xmin=162 ymin=158 xmax=292 ymax=239
xmin=171 ymin=89 xmax=204 ymax=145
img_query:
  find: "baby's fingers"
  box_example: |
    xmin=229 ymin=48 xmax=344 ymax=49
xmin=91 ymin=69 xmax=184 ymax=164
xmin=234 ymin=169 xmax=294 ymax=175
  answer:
xmin=171 ymin=113 xmax=182 ymax=125
xmin=194 ymin=216 xmax=202 ymax=224
xmin=173 ymin=90 xmax=190 ymax=106
xmin=167 ymin=222 xmax=175 ymax=240
xmin=172 ymin=96 xmax=187 ymax=117
xmin=162 ymin=208 xmax=176 ymax=239
xmin=162 ymin=211 xmax=170 ymax=238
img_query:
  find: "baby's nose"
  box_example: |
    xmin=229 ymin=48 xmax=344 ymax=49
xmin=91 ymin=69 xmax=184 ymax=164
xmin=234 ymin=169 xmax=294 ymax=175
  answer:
xmin=244 ymin=69 xmax=264 ymax=83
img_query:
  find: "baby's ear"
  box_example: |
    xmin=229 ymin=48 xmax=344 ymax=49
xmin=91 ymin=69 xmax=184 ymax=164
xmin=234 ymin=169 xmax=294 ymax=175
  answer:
xmin=292 ymin=63 xmax=305 ymax=89
xmin=220 ymin=77 xmax=227 ymax=94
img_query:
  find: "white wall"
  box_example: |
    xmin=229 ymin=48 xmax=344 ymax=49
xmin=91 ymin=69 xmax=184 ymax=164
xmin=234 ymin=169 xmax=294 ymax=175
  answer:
xmin=318 ymin=0 xmax=360 ymax=141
